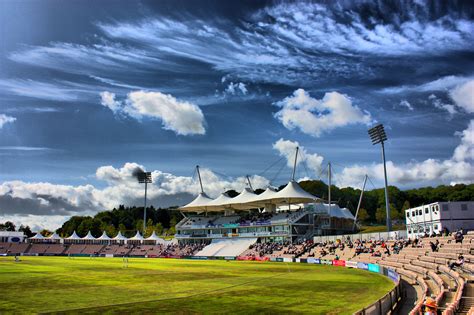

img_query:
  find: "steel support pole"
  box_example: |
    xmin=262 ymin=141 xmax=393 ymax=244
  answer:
xmin=381 ymin=142 xmax=391 ymax=231
xmin=143 ymin=180 xmax=148 ymax=234
xmin=353 ymin=174 xmax=368 ymax=231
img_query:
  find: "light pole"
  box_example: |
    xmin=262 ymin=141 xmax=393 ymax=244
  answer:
xmin=137 ymin=171 xmax=152 ymax=235
xmin=368 ymin=124 xmax=391 ymax=232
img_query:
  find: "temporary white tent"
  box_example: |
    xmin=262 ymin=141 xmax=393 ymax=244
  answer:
xmin=48 ymin=232 xmax=62 ymax=242
xmin=180 ymin=192 xmax=213 ymax=212
xmin=113 ymin=231 xmax=128 ymax=241
xmin=145 ymin=231 xmax=166 ymax=244
xmin=97 ymin=231 xmax=111 ymax=241
xmin=130 ymin=231 xmax=144 ymax=241
xmin=82 ymin=231 xmax=96 ymax=240
xmin=30 ymin=232 xmax=45 ymax=240
xmin=66 ymin=231 xmax=81 ymax=240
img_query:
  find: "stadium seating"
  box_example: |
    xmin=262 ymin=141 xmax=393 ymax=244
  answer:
xmin=195 ymin=238 xmax=257 ymax=257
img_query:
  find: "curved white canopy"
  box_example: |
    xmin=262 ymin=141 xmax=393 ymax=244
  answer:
xmin=30 ymin=232 xmax=45 ymax=240
xmin=113 ymin=231 xmax=128 ymax=241
xmin=98 ymin=231 xmax=111 ymax=240
xmin=145 ymin=231 xmax=160 ymax=241
xmin=66 ymin=231 xmax=81 ymax=240
xmin=48 ymin=232 xmax=62 ymax=240
xmin=180 ymin=192 xmax=213 ymax=211
xmin=82 ymin=231 xmax=96 ymax=240
xmin=271 ymin=181 xmax=318 ymax=204
xmin=226 ymin=188 xmax=258 ymax=209
xmin=205 ymin=193 xmax=233 ymax=211
xmin=130 ymin=231 xmax=144 ymax=241
xmin=248 ymin=187 xmax=278 ymax=206
xmin=179 ymin=181 xmax=319 ymax=212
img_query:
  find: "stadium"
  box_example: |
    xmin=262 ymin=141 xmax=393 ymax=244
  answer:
xmin=1 ymin=1 xmax=474 ymax=315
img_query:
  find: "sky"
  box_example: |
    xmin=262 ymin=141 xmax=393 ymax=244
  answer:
xmin=0 ymin=0 xmax=473 ymax=231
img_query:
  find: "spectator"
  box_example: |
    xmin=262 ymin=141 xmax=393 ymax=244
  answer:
xmin=448 ymin=254 xmax=464 ymax=270
xmin=454 ymin=230 xmax=464 ymax=244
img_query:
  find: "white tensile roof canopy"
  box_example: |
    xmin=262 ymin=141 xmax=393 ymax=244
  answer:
xmin=48 ymin=232 xmax=62 ymax=240
xmin=180 ymin=192 xmax=214 ymax=212
xmin=113 ymin=231 xmax=128 ymax=241
xmin=179 ymin=180 xmax=319 ymax=212
xmin=82 ymin=231 xmax=96 ymax=240
xmin=98 ymin=231 xmax=111 ymax=240
xmin=30 ymin=232 xmax=45 ymax=240
xmin=66 ymin=231 xmax=81 ymax=240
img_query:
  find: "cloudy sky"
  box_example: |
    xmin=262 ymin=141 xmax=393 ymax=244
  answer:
xmin=0 ymin=0 xmax=473 ymax=230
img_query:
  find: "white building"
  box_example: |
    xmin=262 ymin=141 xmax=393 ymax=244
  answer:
xmin=405 ymin=201 xmax=474 ymax=238
xmin=0 ymin=231 xmax=25 ymax=243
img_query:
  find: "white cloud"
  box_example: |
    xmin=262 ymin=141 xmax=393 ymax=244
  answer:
xmin=449 ymin=80 xmax=474 ymax=113
xmin=0 ymin=162 xmax=271 ymax=230
xmin=99 ymin=90 xmax=206 ymax=136
xmin=399 ymin=100 xmax=414 ymax=111
xmin=380 ymin=75 xmax=474 ymax=95
xmin=452 ymin=120 xmax=474 ymax=162
xmin=272 ymin=138 xmax=324 ymax=176
xmin=274 ymin=89 xmax=372 ymax=137
xmin=0 ymin=114 xmax=16 ymax=128
xmin=100 ymin=91 xmax=121 ymax=112
xmin=225 ymin=82 xmax=248 ymax=95
xmin=335 ymin=120 xmax=474 ymax=187
xmin=428 ymin=94 xmax=457 ymax=115
xmin=125 ymin=91 xmax=205 ymax=135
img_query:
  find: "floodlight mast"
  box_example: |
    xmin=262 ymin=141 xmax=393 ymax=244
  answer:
xmin=137 ymin=171 xmax=152 ymax=234
xmin=368 ymin=124 xmax=391 ymax=232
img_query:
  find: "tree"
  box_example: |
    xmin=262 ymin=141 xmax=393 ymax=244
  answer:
xmin=1 ymin=221 xmax=16 ymax=231
xmin=375 ymin=208 xmax=386 ymax=224
xmin=145 ymin=219 xmax=154 ymax=237
xmin=155 ymin=222 xmax=163 ymax=235
xmin=358 ymin=208 xmax=370 ymax=223
xmin=19 ymin=225 xmax=35 ymax=238
xmin=40 ymin=229 xmax=52 ymax=237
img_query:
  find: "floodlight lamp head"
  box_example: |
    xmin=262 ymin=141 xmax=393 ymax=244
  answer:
xmin=368 ymin=124 xmax=388 ymax=145
xmin=137 ymin=171 xmax=152 ymax=183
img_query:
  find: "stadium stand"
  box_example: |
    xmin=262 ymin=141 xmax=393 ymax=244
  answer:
xmin=195 ymin=238 xmax=257 ymax=257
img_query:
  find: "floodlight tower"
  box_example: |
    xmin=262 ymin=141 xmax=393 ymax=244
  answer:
xmin=368 ymin=124 xmax=391 ymax=232
xmin=137 ymin=171 xmax=152 ymax=234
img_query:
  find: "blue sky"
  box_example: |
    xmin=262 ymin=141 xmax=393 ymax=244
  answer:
xmin=0 ymin=0 xmax=473 ymax=230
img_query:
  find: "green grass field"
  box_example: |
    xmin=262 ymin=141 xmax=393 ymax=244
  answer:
xmin=0 ymin=256 xmax=394 ymax=314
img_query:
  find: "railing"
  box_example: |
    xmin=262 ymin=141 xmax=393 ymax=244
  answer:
xmin=354 ymin=281 xmax=402 ymax=315
xmin=314 ymin=230 xmax=407 ymax=243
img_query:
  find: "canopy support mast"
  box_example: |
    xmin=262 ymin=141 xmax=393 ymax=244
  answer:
xmin=328 ymin=162 xmax=331 ymax=217
xmin=196 ymin=165 xmax=204 ymax=194
xmin=246 ymin=175 xmax=254 ymax=192
xmin=291 ymin=147 xmax=299 ymax=181
xmin=353 ymin=174 xmax=368 ymax=231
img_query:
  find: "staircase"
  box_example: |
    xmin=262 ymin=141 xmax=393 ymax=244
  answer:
xmin=457 ymin=281 xmax=474 ymax=315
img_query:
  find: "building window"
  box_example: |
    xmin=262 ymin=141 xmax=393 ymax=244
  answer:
xmin=412 ymin=211 xmax=415 ymax=216
xmin=418 ymin=209 xmax=422 ymax=215
xmin=433 ymin=224 xmax=438 ymax=230
xmin=407 ymin=212 xmax=410 ymax=218
xmin=461 ymin=204 xmax=468 ymax=211
xmin=425 ymin=208 xmax=429 ymax=214
xmin=442 ymin=204 xmax=449 ymax=211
